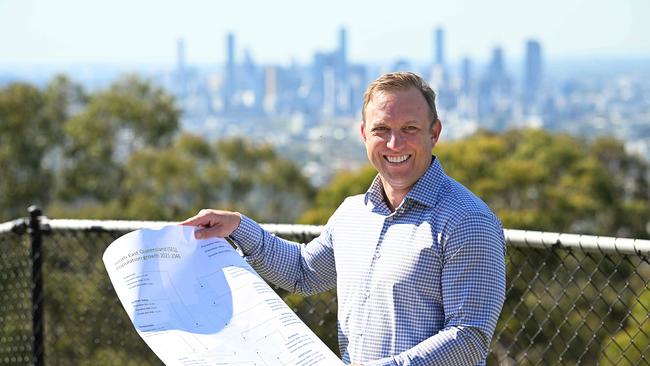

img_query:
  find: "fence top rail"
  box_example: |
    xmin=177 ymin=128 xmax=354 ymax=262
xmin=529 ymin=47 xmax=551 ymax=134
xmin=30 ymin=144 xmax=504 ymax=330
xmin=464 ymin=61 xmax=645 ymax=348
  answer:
xmin=0 ymin=220 xmax=16 ymax=233
xmin=1 ymin=218 xmax=649 ymax=256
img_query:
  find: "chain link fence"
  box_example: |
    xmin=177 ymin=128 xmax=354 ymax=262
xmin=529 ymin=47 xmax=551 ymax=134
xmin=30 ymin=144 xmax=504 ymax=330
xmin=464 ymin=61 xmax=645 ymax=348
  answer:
xmin=1 ymin=213 xmax=649 ymax=365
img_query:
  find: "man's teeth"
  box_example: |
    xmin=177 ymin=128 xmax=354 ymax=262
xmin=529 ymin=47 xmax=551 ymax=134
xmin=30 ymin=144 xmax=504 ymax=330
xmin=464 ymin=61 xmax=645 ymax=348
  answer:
xmin=386 ymin=155 xmax=410 ymax=163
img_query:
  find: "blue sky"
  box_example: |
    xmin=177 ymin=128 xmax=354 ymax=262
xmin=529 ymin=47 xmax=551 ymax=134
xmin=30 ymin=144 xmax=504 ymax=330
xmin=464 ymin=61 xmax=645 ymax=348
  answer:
xmin=1 ymin=0 xmax=649 ymax=67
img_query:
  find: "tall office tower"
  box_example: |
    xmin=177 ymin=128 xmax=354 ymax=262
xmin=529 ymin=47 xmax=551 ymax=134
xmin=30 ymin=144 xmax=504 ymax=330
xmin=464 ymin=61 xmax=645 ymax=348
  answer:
xmin=335 ymin=27 xmax=350 ymax=115
xmin=224 ymin=32 xmax=236 ymax=112
xmin=435 ymin=27 xmax=444 ymax=66
xmin=478 ymin=46 xmax=511 ymax=126
xmin=226 ymin=33 xmax=235 ymax=75
xmin=175 ymin=38 xmax=187 ymax=98
xmin=488 ymin=46 xmax=511 ymax=93
xmin=489 ymin=47 xmax=505 ymax=79
xmin=458 ymin=56 xmax=477 ymax=119
xmin=263 ymin=66 xmax=277 ymax=115
xmin=524 ymin=39 xmax=542 ymax=110
xmin=461 ymin=56 xmax=472 ymax=94
xmin=338 ymin=27 xmax=348 ymax=66
xmin=177 ymin=38 xmax=186 ymax=74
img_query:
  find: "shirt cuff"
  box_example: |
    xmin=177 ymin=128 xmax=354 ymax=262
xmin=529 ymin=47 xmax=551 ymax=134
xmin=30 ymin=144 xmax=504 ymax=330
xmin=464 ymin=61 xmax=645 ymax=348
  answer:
xmin=228 ymin=213 xmax=263 ymax=257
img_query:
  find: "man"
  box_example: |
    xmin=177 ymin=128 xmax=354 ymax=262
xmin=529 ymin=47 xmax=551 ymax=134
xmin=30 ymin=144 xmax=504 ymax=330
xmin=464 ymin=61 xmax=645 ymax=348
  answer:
xmin=182 ymin=72 xmax=506 ymax=365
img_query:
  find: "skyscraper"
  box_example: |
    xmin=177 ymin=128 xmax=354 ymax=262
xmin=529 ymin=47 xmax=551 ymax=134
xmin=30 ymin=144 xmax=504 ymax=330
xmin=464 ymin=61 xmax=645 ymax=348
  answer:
xmin=176 ymin=38 xmax=186 ymax=74
xmin=226 ymin=33 xmax=235 ymax=72
xmin=478 ymin=46 xmax=512 ymax=126
xmin=487 ymin=46 xmax=511 ymax=94
xmin=524 ymin=39 xmax=542 ymax=110
xmin=434 ymin=27 xmax=444 ymax=66
xmin=461 ymin=56 xmax=472 ymax=95
xmin=175 ymin=38 xmax=187 ymax=98
xmin=335 ymin=27 xmax=350 ymax=115
xmin=338 ymin=27 xmax=347 ymax=66
xmin=489 ymin=47 xmax=505 ymax=79
xmin=224 ymin=32 xmax=236 ymax=112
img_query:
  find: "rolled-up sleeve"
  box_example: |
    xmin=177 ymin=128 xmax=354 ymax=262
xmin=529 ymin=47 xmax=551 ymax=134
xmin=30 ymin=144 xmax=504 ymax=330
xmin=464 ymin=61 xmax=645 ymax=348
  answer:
xmin=229 ymin=214 xmax=337 ymax=296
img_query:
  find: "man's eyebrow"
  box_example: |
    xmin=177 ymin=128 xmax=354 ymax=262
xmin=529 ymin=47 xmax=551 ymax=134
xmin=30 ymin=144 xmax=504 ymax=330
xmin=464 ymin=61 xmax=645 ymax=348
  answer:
xmin=369 ymin=120 xmax=388 ymax=127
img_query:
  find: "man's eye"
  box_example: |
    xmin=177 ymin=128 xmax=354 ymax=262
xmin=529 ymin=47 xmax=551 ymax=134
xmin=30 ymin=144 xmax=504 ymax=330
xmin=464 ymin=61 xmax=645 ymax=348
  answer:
xmin=372 ymin=127 xmax=388 ymax=132
xmin=404 ymin=126 xmax=419 ymax=132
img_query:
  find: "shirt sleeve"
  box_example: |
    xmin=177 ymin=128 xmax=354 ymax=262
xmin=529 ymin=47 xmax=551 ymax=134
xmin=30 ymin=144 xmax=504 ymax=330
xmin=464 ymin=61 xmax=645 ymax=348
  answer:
xmin=228 ymin=214 xmax=337 ymax=296
xmin=366 ymin=212 xmax=507 ymax=366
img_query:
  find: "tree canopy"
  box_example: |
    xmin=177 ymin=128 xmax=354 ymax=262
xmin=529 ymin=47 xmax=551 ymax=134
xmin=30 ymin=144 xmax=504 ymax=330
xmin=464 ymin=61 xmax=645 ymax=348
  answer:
xmin=0 ymin=76 xmax=315 ymax=223
xmin=301 ymin=128 xmax=650 ymax=239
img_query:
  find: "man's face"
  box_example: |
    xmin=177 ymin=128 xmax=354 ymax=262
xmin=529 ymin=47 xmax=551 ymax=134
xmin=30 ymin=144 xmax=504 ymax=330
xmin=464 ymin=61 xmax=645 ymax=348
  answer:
xmin=361 ymin=87 xmax=441 ymax=196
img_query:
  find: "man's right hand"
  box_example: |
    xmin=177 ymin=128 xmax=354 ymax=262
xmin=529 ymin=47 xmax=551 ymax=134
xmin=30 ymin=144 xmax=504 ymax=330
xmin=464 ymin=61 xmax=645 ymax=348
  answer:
xmin=180 ymin=209 xmax=242 ymax=239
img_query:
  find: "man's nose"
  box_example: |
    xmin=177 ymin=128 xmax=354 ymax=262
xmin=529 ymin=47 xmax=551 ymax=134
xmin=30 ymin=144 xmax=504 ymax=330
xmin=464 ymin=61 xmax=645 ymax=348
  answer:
xmin=387 ymin=132 xmax=404 ymax=149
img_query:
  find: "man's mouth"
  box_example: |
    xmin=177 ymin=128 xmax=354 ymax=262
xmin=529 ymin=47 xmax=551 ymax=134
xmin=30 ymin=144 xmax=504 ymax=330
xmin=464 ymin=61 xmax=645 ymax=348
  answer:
xmin=384 ymin=155 xmax=411 ymax=163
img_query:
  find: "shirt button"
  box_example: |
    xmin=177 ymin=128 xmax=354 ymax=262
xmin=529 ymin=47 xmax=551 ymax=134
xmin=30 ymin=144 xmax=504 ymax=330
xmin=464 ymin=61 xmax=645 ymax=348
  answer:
xmin=374 ymin=252 xmax=381 ymax=260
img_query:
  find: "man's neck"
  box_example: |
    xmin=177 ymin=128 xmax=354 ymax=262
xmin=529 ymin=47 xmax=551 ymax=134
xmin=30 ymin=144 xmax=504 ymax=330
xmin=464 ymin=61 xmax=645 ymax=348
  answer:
xmin=382 ymin=185 xmax=409 ymax=212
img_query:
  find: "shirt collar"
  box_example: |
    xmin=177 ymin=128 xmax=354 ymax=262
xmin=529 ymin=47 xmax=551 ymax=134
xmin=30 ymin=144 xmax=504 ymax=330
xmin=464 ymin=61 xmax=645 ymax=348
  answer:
xmin=365 ymin=174 xmax=386 ymax=211
xmin=365 ymin=156 xmax=446 ymax=210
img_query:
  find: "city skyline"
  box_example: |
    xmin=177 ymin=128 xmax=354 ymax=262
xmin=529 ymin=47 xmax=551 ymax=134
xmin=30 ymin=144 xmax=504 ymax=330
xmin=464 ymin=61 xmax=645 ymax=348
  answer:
xmin=1 ymin=0 xmax=649 ymax=68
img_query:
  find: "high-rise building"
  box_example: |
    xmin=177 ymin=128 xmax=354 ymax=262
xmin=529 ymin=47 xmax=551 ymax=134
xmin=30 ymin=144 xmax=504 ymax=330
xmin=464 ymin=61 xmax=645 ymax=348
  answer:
xmin=487 ymin=46 xmax=511 ymax=94
xmin=338 ymin=27 xmax=347 ymax=66
xmin=226 ymin=33 xmax=235 ymax=74
xmin=478 ymin=46 xmax=512 ymax=127
xmin=435 ymin=27 xmax=444 ymax=66
xmin=489 ymin=47 xmax=505 ymax=79
xmin=335 ymin=27 xmax=351 ymax=114
xmin=458 ymin=56 xmax=477 ymax=119
xmin=177 ymin=38 xmax=186 ymax=73
xmin=524 ymin=39 xmax=542 ymax=111
xmin=175 ymin=38 xmax=187 ymax=98
xmin=461 ymin=56 xmax=472 ymax=95
xmin=263 ymin=66 xmax=277 ymax=114
xmin=224 ymin=32 xmax=236 ymax=112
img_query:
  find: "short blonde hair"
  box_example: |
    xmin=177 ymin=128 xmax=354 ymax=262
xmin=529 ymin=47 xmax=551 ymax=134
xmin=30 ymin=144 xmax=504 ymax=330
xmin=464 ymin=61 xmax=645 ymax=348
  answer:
xmin=362 ymin=71 xmax=439 ymax=125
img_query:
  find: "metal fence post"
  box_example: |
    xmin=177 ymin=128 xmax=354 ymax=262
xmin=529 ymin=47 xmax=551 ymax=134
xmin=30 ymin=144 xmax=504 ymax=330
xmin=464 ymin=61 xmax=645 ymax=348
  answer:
xmin=27 ymin=205 xmax=45 ymax=366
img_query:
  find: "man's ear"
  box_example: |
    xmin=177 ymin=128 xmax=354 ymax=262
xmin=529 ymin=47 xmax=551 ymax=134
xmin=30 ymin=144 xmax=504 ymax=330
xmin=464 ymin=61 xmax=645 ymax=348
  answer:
xmin=431 ymin=119 xmax=442 ymax=145
xmin=360 ymin=121 xmax=367 ymax=142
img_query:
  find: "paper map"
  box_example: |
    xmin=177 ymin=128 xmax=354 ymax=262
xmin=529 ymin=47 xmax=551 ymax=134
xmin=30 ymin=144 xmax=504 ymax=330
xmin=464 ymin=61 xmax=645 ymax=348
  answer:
xmin=103 ymin=225 xmax=343 ymax=366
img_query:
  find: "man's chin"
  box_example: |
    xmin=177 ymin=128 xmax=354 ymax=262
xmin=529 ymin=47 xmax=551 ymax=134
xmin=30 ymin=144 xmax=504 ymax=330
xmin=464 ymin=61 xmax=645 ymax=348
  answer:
xmin=381 ymin=165 xmax=412 ymax=179
xmin=379 ymin=175 xmax=414 ymax=190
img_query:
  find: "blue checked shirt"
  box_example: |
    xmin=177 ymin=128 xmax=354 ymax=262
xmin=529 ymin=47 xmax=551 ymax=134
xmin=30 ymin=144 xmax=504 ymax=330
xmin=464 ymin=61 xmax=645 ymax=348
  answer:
xmin=229 ymin=157 xmax=506 ymax=366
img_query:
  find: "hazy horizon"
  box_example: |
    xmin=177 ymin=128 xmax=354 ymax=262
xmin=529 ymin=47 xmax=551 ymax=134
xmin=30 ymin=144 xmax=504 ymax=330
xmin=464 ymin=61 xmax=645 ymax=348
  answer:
xmin=2 ymin=0 xmax=648 ymax=66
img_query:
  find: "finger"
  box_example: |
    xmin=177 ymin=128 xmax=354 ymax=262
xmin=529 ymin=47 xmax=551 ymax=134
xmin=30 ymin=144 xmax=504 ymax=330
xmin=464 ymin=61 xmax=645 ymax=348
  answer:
xmin=180 ymin=210 xmax=213 ymax=226
xmin=194 ymin=225 xmax=225 ymax=239
xmin=179 ymin=215 xmax=202 ymax=226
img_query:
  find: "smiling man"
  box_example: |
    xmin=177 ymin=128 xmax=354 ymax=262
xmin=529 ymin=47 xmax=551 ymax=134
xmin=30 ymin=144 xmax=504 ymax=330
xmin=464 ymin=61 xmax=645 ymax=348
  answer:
xmin=361 ymin=82 xmax=441 ymax=211
xmin=182 ymin=72 xmax=506 ymax=366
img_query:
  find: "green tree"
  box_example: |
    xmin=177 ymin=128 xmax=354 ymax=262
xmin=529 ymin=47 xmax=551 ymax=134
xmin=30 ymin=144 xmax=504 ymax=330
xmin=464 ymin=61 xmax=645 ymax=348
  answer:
xmin=600 ymin=285 xmax=650 ymax=365
xmin=434 ymin=129 xmax=650 ymax=237
xmin=298 ymin=165 xmax=376 ymax=224
xmin=0 ymin=78 xmax=72 ymax=220
xmin=56 ymin=75 xmax=179 ymax=204
xmin=117 ymin=133 xmax=221 ymax=220
xmin=114 ymin=135 xmax=315 ymax=223
xmin=299 ymin=128 xmax=650 ymax=236
xmin=213 ymin=137 xmax=315 ymax=223
xmin=1 ymin=75 xmax=321 ymax=365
